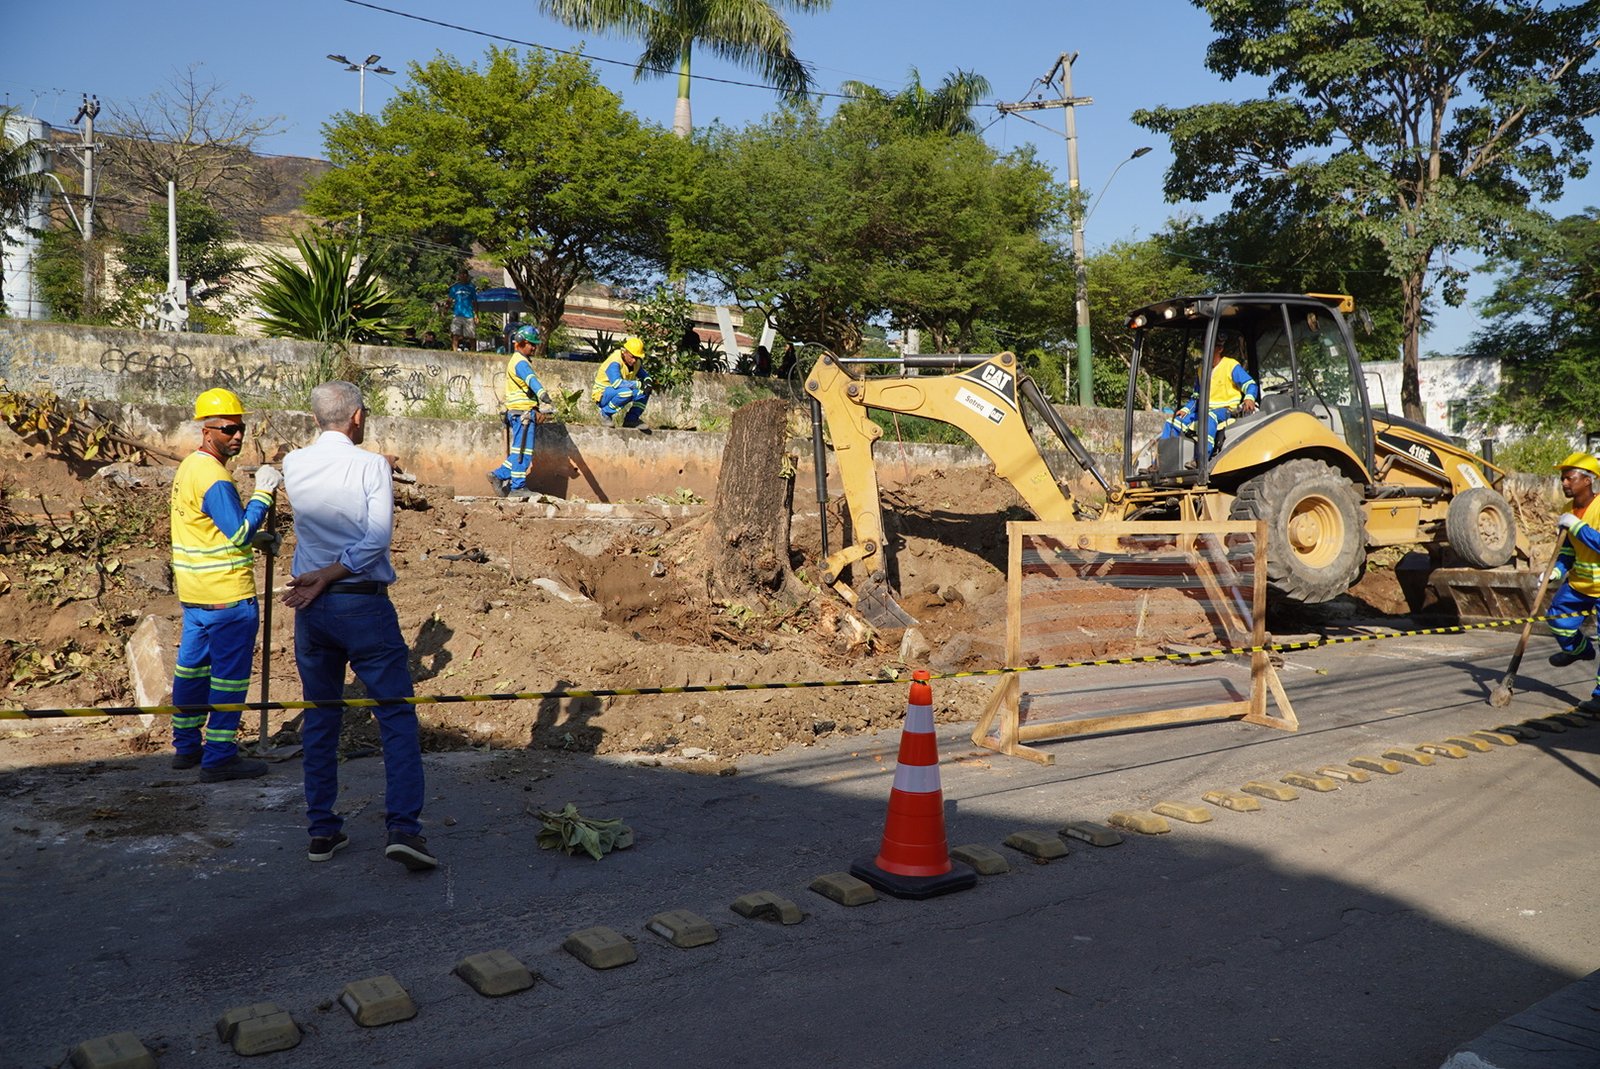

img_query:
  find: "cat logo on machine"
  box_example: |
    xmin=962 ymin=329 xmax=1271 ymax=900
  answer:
xmin=1377 ymin=430 xmax=1442 ymax=473
xmin=961 ymin=362 xmax=1018 ymax=408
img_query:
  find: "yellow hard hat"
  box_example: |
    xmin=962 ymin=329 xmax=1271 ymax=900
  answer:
xmin=1556 ymin=452 xmax=1600 ymax=479
xmin=622 ymin=336 xmax=645 ymax=358
xmin=194 ymin=387 xmax=245 ymax=420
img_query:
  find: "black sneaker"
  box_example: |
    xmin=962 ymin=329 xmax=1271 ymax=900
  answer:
xmin=385 ymin=831 xmax=438 ymax=871
xmin=308 ymin=831 xmax=349 ymax=862
xmin=485 ymin=473 xmax=510 ymax=498
xmin=1549 ymin=645 xmax=1595 ymax=667
xmin=171 ymin=751 xmax=201 ymax=770
xmin=1576 ymin=697 xmax=1600 ymax=717
xmin=198 ymin=755 xmax=269 ymax=783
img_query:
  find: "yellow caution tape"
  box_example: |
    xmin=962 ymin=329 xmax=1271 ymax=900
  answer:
xmin=1 ymin=608 xmax=1592 ymax=720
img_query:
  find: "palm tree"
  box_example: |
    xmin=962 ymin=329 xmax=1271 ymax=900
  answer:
xmin=538 ymin=0 xmax=831 ymax=137
xmin=842 ymin=67 xmax=992 ymax=136
xmin=253 ymin=232 xmax=397 ymax=346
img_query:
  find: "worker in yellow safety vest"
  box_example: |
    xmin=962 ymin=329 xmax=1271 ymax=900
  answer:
xmin=592 ymin=335 xmax=651 ymax=427
xmin=1544 ymin=451 xmax=1600 ymax=714
xmin=1160 ymin=336 xmax=1260 ymax=455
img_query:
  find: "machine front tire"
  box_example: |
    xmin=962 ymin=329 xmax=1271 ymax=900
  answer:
xmin=1445 ymin=486 xmax=1517 ymax=568
xmin=1230 ymin=458 xmax=1367 ymax=604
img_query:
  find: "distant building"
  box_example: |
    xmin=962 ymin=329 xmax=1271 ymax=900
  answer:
xmin=1361 ymin=354 xmax=1507 ymax=444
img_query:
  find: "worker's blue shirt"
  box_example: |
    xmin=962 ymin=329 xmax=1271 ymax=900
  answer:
xmin=449 ymin=282 xmax=476 ymax=319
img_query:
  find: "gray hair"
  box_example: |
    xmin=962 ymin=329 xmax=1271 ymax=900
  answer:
xmin=309 ymin=380 xmax=365 ymax=429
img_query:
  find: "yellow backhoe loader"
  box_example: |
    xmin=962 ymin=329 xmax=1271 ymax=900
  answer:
xmin=806 ymin=292 xmax=1526 ymax=627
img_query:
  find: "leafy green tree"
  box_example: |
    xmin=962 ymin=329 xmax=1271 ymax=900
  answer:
xmin=1081 ymin=237 xmax=1210 ymax=408
xmin=307 ymin=48 xmax=689 ymax=352
xmin=1134 ymin=1 xmax=1600 ymax=421
xmin=1466 ymin=209 xmax=1600 ymax=438
xmin=253 ymin=232 xmax=397 ymax=346
xmin=364 ymin=227 xmax=473 ymax=337
xmin=841 ymin=67 xmax=992 ymax=136
xmin=118 ymin=191 xmax=246 ymax=309
xmin=538 ymin=0 xmax=830 ymax=137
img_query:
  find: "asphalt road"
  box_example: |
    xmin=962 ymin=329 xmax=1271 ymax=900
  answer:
xmin=3 ymin=627 xmax=1598 ymax=1069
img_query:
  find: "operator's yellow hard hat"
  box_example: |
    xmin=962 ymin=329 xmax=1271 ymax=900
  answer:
xmin=1555 ymin=452 xmax=1600 ymax=479
xmin=194 ymin=387 xmax=245 ymax=420
xmin=622 ymin=336 xmax=645 ymax=358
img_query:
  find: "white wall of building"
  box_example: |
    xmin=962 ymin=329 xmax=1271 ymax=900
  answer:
xmin=1 ymin=114 xmax=52 ymax=320
xmin=1361 ymin=355 xmax=1506 ymax=441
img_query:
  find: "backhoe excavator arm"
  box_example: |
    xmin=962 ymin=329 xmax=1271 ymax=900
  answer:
xmin=806 ymin=351 xmax=1098 ymax=627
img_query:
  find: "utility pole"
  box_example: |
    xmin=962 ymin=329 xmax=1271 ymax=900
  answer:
xmin=997 ymin=53 xmax=1095 ymax=406
xmin=71 ymin=94 xmax=100 ymax=316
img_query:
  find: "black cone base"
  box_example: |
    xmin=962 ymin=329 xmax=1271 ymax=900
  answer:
xmin=850 ymin=856 xmax=976 ymax=900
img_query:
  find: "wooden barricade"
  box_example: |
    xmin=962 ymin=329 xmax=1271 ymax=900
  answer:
xmin=971 ymin=519 xmax=1296 ymax=765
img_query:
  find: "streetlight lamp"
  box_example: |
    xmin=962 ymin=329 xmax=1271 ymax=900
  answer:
xmin=327 ymin=53 xmax=395 ymax=115
xmin=1069 ymin=144 xmax=1153 ymax=406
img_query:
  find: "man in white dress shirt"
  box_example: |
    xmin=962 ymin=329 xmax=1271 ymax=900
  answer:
xmin=281 ymin=380 xmax=435 ymax=871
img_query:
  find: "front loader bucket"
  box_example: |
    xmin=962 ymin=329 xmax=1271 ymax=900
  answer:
xmin=1429 ymin=567 xmax=1540 ymax=624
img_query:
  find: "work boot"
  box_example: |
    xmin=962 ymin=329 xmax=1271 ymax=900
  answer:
xmin=1576 ymin=697 xmax=1600 ymax=717
xmin=385 ymin=831 xmax=438 ymax=871
xmin=198 ymin=755 xmax=269 ymax=783
xmin=485 ymin=473 xmax=509 ymax=498
xmin=598 ymin=412 xmax=615 ymax=427
xmin=1548 ymin=645 xmax=1595 ymax=667
xmin=170 ymin=751 xmax=201 ymax=770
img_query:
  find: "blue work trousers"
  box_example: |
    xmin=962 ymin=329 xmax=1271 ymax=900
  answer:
xmin=294 ymin=592 xmax=424 ymax=839
xmin=171 ymin=599 xmax=259 ymax=768
xmin=1159 ymin=405 xmax=1235 ymax=454
xmin=489 ymin=410 xmax=538 ymax=490
xmin=1548 ymin=583 xmax=1600 ymax=696
xmin=597 ymin=383 xmax=650 ymax=426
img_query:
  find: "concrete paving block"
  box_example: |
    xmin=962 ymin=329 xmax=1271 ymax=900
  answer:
xmin=1443 ymin=735 xmax=1492 ymax=753
xmin=338 ymin=975 xmax=417 ymax=1026
xmin=1201 ymin=789 xmax=1262 ymax=812
xmin=230 ymin=1012 xmax=301 ymax=1056
xmin=69 ymin=1032 xmax=156 ymax=1069
xmin=1317 ymin=765 xmax=1371 ymax=783
xmin=647 ymin=909 xmax=718 ymax=948
xmin=1491 ymin=724 xmax=1538 ymax=740
xmin=1241 ymin=780 xmax=1299 ymax=801
xmin=1151 ymin=801 xmax=1213 ymax=824
xmin=563 ymin=926 xmax=638 ymax=969
xmin=1280 ymin=771 xmax=1340 ymax=792
xmin=1381 ymin=748 xmax=1436 ymax=766
xmin=1003 ymin=829 xmax=1070 ymax=858
xmin=216 ymin=1003 xmax=280 ymax=1042
xmin=1524 ymin=717 xmax=1568 ymax=734
xmin=1108 ymin=810 xmax=1171 ymax=835
xmin=949 ymin=843 xmax=1011 ymax=875
xmin=1348 ymin=755 xmax=1404 ymax=775
xmin=1472 ymin=729 xmax=1519 ymax=746
xmin=1059 ymin=820 xmax=1123 ymax=847
xmin=730 ymin=891 xmax=805 ymax=925
xmin=809 ymin=872 xmax=878 ymax=906
xmin=454 ymin=950 xmax=535 ymax=996
xmin=1418 ymin=742 xmax=1470 ymax=759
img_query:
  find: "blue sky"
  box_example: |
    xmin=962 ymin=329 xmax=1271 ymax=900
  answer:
xmin=7 ymin=0 xmax=1598 ymax=354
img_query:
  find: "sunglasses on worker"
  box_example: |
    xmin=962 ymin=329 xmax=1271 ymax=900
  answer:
xmin=205 ymin=422 xmax=246 ymax=436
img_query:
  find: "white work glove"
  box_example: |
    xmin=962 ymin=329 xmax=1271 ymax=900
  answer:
xmin=1544 ymin=567 xmax=1565 ymax=586
xmin=1557 ymin=513 xmax=1581 ymax=530
xmin=253 ymin=464 xmax=282 ymax=495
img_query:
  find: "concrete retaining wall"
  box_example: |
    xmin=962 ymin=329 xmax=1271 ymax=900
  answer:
xmin=4 ymin=318 xmax=1157 ymax=500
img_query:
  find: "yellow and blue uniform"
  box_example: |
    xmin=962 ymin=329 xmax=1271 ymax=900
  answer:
xmin=489 ymin=354 xmax=551 ymax=491
xmin=1160 ymin=355 xmax=1259 ymax=454
xmin=1546 ymin=495 xmax=1600 ymax=690
xmin=170 ymin=451 xmax=273 ymax=767
xmin=592 ymin=349 xmax=650 ymax=426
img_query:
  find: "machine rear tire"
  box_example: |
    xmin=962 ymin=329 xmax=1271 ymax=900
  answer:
xmin=1230 ymin=458 xmax=1367 ymax=604
xmin=1445 ymin=486 xmax=1516 ymax=568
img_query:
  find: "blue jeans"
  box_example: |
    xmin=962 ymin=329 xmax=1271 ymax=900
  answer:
xmin=489 ymin=410 xmax=537 ymax=490
xmin=171 ymin=599 xmax=259 ymax=767
xmin=293 ymin=592 xmax=424 ymax=838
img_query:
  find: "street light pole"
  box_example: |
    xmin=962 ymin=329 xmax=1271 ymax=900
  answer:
xmin=326 ymin=53 xmax=395 ymax=115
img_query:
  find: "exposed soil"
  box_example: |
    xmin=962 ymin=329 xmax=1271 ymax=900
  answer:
xmin=0 ymin=422 xmax=1558 ymax=792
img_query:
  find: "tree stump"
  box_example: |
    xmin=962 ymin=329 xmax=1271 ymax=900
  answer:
xmin=710 ymin=397 xmax=799 ymax=601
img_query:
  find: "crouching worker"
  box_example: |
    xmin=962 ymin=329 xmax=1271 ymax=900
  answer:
xmin=169 ymin=387 xmax=279 ymax=781
xmin=592 ymin=335 xmax=651 ymax=427
xmin=487 ymin=324 xmax=552 ymax=498
xmin=1160 ymin=336 xmax=1258 ymax=456
xmin=1545 ymin=452 xmax=1600 ymax=715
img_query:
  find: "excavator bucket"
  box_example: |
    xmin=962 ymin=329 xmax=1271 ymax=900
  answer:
xmin=1429 ymin=567 xmax=1540 ymax=624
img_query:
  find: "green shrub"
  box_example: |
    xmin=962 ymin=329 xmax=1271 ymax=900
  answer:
xmin=1494 ymin=435 xmax=1576 ymax=474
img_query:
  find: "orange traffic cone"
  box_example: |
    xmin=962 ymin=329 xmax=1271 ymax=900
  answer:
xmin=851 ymin=670 xmax=976 ymax=899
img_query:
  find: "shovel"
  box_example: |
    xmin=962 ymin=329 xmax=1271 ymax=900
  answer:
xmin=250 ymin=509 xmax=300 ymax=758
xmin=1488 ymin=539 xmax=1565 ymax=707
